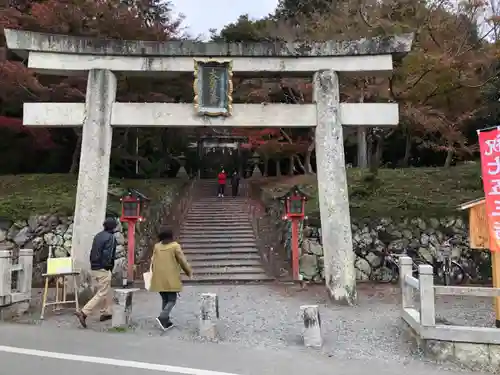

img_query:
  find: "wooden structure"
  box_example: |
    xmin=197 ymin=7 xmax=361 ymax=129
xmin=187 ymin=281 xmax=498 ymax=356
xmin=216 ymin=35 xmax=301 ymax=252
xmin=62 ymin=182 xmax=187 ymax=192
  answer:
xmin=459 ymin=197 xmax=500 ymax=327
xmin=459 ymin=198 xmax=488 ymax=249
xmin=40 ymin=249 xmax=79 ymax=320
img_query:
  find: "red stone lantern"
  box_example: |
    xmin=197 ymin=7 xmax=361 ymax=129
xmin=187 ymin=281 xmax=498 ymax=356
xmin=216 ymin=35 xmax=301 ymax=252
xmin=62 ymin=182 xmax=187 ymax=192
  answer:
xmin=120 ymin=189 xmax=149 ymax=285
xmin=277 ymin=186 xmax=309 ymax=281
xmin=120 ymin=195 xmax=143 ymax=221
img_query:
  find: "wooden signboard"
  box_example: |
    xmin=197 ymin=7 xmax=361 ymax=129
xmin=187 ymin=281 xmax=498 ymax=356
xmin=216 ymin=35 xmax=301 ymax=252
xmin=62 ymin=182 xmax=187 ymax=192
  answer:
xmin=193 ymin=59 xmax=233 ymax=117
xmin=46 ymin=257 xmax=73 ymax=275
xmin=459 ymin=198 xmax=488 ymax=249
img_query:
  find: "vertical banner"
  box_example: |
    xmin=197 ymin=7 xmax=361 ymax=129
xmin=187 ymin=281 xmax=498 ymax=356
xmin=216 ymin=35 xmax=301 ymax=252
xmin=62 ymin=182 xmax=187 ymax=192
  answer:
xmin=479 ymin=128 xmax=500 ymax=251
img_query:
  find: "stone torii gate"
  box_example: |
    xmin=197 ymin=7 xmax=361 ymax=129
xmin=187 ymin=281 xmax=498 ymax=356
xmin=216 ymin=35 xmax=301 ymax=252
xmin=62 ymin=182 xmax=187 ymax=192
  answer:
xmin=5 ymin=29 xmax=412 ymax=304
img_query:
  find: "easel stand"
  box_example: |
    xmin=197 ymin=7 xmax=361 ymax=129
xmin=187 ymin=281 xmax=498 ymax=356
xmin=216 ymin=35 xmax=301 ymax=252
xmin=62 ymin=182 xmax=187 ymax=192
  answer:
xmin=41 ymin=271 xmax=80 ymax=320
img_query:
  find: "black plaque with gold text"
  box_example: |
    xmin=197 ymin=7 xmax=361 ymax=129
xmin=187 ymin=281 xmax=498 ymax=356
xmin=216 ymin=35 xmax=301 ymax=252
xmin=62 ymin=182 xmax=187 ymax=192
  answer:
xmin=194 ymin=59 xmax=233 ymax=116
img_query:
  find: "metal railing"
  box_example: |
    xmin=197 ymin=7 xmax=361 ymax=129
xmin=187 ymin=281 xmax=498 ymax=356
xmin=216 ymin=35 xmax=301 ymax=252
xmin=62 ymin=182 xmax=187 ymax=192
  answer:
xmin=0 ymin=249 xmax=33 ymax=307
xmin=400 ymin=256 xmax=500 ymax=345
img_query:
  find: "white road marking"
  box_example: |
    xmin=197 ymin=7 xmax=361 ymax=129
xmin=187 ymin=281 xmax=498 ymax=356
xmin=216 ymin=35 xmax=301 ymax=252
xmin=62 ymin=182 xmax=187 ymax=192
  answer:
xmin=0 ymin=345 xmax=240 ymax=375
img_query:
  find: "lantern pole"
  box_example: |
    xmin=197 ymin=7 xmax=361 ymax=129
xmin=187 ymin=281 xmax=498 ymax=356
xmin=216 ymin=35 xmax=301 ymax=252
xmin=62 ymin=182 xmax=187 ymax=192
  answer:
xmin=127 ymin=219 xmax=137 ymax=285
xmin=291 ymin=217 xmax=300 ymax=280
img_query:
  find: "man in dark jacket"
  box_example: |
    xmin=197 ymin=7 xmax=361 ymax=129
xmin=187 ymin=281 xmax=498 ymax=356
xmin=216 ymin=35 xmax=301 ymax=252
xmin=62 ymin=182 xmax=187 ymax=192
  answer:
xmin=231 ymin=170 xmax=240 ymax=197
xmin=75 ymin=217 xmax=117 ymax=328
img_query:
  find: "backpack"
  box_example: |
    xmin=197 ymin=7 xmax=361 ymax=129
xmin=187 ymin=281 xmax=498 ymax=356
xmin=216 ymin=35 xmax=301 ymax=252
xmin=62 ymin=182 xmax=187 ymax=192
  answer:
xmin=101 ymin=234 xmax=117 ymax=268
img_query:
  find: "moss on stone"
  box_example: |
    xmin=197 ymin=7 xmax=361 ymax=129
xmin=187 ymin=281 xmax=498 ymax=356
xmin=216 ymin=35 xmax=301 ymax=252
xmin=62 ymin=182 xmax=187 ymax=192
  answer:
xmin=0 ymin=174 xmax=184 ymax=219
xmin=257 ymin=164 xmax=482 ymax=219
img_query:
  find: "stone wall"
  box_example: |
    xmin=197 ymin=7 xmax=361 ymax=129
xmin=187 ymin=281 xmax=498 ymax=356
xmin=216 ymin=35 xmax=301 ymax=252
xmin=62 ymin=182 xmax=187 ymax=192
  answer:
xmin=299 ymin=217 xmax=479 ymax=282
xmin=0 ymin=215 xmax=126 ymax=285
xmin=258 ymin=192 xmax=490 ymax=283
xmin=0 ymin=185 xmax=186 ymax=286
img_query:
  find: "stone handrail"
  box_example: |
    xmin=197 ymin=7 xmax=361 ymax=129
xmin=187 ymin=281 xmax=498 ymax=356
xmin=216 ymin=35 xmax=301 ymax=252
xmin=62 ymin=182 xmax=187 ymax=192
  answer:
xmin=248 ymin=203 xmax=276 ymax=276
xmin=434 ymin=286 xmax=500 ymax=297
xmin=136 ymin=178 xmax=196 ymax=272
xmin=400 ymin=255 xmax=500 ymax=345
xmin=168 ymin=179 xmax=197 ymax=238
xmin=0 ymin=249 xmax=33 ymax=307
xmin=246 ymin=181 xmax=289 ymax=278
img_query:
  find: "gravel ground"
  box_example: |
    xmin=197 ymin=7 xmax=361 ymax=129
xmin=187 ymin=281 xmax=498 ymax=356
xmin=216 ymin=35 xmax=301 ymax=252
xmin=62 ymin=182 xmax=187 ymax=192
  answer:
xmin=15 ymin=283 xmax=497 ymax=373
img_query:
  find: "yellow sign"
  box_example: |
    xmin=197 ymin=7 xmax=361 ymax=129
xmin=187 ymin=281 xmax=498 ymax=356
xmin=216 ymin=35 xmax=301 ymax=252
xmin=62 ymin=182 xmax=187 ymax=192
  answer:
xmin=46 ymin=257 xmax=73 ymax=275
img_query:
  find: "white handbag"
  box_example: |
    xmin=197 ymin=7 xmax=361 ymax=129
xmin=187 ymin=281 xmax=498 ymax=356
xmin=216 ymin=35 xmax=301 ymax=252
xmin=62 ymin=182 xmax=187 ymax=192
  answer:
xmin=143 ymin=264 xmax=152 ymax=291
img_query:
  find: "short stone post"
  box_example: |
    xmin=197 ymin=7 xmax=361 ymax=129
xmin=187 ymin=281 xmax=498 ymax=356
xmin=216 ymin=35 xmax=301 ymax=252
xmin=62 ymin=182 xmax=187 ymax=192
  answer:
xmin=301 ymin=305 xmax=322 ymax=348
xmin=418 ymin=264 xmax=436 ymax=326
xmin=0 ymin=250 xmax=12 ymax=305
xmin=18 ymin=249 xmax=34 ymax=296
xmin=399 ymin=256 xmax=414 ymax=309
xmin=112 ymin=288 xmax=138 ymax=328
xmin=199 ymin=293 xmax=219 ymax=339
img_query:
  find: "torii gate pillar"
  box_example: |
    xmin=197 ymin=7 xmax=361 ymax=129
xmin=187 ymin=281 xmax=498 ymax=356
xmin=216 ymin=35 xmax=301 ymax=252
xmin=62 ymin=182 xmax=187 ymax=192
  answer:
xmin=314 ymin=70 xmax=356 ymax=304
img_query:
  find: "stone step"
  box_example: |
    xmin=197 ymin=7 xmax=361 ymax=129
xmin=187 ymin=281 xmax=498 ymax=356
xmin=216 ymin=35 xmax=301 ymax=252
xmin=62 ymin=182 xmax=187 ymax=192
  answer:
xmin=187 ymin=209 xmax=248 ymax=214
xmin=187 ymin=212 xmax=249 ymax=216
xmin=179 ymin=233 xmax=255 ymax=239
xmin=188 ymin=209 xmax=248 ymax=213
xmin=186 ymin=253 xmax=261 ymax=261
xmin=181 ymin=225 xmax=251 ymax=231
xmin=186 ymin=216 xmax=248 ymax=220
xmin=189 ymin=205 xmax=248 ymax=209
xmin=179 ymin=230 xmax=254 ymax=235
xmin=188 ymin=259 xmax=263 ymax=267
xmin=182 ymin=273 xmax=273 ymax=283
xmin=181 ymin=239 xmax=256 ymax=245
xmin=190 ymin=265 xmax=266 ymax=274
xmin=182 ymin=247 xmax=259 ymax=254
xmin=182 ymin=223 xmax=251 ymax=228
xmin=183 ymin=218 xmax=251 ymax=223
xmin=190 ymin=204 xmax=248 ymax=210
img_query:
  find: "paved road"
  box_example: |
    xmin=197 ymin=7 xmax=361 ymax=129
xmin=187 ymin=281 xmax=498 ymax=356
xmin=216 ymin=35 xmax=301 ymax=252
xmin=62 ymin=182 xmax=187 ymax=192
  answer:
xmin=0 ymin=323 xmax=487 ymax=375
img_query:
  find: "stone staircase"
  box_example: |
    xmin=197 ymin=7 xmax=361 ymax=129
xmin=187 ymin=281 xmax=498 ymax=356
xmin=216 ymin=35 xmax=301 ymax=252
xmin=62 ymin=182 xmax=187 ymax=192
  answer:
xmin=179 ymin=180 xmax=272 ymax=283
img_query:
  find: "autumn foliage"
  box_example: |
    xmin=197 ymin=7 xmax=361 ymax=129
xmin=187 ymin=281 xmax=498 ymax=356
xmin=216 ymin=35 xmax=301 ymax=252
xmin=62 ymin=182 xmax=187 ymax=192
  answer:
xmin=0 ymin=0 xmax=183 ymax=174
xmin=2 ymin=0 xmax=500 ymax=176
xmin=215 ymin=0 xmax=500 ymax=170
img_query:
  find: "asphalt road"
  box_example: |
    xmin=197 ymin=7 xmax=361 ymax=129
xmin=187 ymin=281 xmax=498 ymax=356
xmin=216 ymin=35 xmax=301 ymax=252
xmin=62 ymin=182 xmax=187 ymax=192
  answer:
xmin=0 ymin=323 xmax=486 ymax=375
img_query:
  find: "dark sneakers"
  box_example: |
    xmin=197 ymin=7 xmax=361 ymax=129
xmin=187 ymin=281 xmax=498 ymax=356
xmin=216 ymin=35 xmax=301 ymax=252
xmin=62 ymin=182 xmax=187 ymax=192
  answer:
xmin=155 ymin=317 xmax=174 ymax=331
xmin=75 ymin=312 xmax=112 ymax=327
xmin=99 ymin=314 xmax=112 ymax=322
xmin=74 ymin=311 xmax=87 ymax=328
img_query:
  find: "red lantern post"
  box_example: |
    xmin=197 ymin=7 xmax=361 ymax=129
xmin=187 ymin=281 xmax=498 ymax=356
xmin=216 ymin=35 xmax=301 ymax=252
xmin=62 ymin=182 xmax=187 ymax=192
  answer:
xmin=279 ymin=186 xmax=308 ymax=281
xmin=120 ymin=191 xmax=147 ymax=285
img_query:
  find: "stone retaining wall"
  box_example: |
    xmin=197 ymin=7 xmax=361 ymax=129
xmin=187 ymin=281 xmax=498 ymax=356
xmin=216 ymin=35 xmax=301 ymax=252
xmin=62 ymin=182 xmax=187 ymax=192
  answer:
xmin=0 ymin=186 xmax=183 ymax=285
xmin=406 ymin=324 xmax=500 ymax=371
xmin=259 ymin=192 xmax=490 ymax=283
xmin=300 ymin=216 xmax=479 ymax=282
xmin=0 ymin=216 xmax=126 ymax=285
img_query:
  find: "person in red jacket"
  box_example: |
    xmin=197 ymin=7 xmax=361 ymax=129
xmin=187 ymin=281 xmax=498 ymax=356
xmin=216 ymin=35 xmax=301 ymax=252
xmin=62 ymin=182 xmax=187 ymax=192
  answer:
xmin=217 ymin=169 xmax=227 ymax=197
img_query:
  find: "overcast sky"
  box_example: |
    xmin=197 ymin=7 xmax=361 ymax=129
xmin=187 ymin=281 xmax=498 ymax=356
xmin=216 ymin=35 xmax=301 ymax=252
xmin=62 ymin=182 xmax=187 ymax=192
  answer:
xmin=171 ymin=0 xmax=278 ymax=40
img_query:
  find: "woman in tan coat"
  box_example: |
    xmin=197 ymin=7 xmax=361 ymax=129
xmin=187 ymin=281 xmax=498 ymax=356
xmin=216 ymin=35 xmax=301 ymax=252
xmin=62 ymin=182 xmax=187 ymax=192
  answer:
xmin=150 ymin=227 xmax=192 ymax=331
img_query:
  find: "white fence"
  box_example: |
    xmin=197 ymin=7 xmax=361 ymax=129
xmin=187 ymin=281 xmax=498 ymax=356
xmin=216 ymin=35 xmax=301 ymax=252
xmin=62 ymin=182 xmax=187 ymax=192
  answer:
xmin=0 ymin=249 xmax=33 ymax=307
xmin=400 ymin=256 xmax=500 ymax=344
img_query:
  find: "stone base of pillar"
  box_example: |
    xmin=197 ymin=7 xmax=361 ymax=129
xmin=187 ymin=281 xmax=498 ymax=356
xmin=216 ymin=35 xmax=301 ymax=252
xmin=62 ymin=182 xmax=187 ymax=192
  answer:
xmin=199 ymin=293 xmax=219 ymax=339
xmin=112 ymin=288 xmax=139 ymax=328
xmin=177 ymin=166 xmax=189 ymax=179
xmin=301 ymin=305 xmax=322 ymax=348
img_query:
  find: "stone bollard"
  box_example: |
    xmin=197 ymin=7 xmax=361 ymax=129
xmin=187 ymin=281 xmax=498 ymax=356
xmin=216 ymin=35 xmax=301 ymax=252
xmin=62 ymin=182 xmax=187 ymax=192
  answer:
xmin=199 ymin=293 xmax=219 ymax=339
xmin=112 ymin=288 xmax=139 ymax=328
xmin=301 ymin=305 xmax=322 ymax=348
